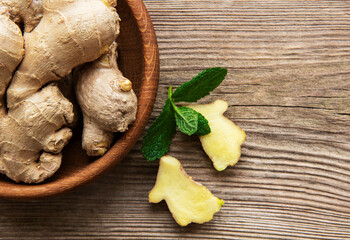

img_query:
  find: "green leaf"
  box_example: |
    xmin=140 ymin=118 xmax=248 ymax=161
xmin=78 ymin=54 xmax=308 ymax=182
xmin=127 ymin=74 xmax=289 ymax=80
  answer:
xmin=172 ymin=67 xmax=227 ymax=103
xmin=142 ymin=68 xmax=224 ymax=162
xmin=174 ymin=106 xmax=198 ymax=135
xmin=141 ymin=99 xmax=176 ymax=161
xmin=195 ymin=112 xmax=211 ymax=136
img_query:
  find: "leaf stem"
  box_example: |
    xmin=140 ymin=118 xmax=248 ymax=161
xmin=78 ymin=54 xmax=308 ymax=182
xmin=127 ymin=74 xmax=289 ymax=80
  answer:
xmin=168 ymin=86 xmax=173 ymax=99
xmin=168 ymin=86 xmax=179 ymax=113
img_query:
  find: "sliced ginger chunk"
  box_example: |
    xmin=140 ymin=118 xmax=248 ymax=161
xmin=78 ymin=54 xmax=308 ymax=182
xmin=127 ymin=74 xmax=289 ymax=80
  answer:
xmin=188 ymin=100 xmax=246 ymax=171
xmin=149 ymin=155 xmax=224 ymax=226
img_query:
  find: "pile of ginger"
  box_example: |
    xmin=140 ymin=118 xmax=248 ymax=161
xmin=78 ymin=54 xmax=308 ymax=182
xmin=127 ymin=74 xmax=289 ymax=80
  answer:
xmin=0 ymin=0 xmax=137 ymax=183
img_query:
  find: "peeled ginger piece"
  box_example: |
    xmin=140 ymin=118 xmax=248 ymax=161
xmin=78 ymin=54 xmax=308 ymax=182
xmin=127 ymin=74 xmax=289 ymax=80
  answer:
xmin=188 ymin=100 xmax=246 ymax=171
xmin=149 ymin=155 xmax=224 ymax=226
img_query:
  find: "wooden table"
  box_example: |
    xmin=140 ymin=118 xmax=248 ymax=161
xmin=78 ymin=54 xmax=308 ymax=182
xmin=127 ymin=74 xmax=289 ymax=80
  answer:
xmin=1 ymin=0 xmax=350 ymax=239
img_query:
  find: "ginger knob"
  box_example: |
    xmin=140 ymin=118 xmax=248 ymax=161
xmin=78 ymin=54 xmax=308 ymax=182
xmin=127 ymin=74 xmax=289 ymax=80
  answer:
xmin=75 ymin=42 xmax=137 ymax=157
xmin=120 ymin=79 xmax=132 ymax=92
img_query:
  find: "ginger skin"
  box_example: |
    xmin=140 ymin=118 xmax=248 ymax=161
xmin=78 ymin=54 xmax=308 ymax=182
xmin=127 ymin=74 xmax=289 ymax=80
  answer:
xmin=0 ymin=0 xmax=120 ymax=183
xmin=0 ymin=85 xmax=74 ymax=183
xmin=0 ymin=0 xmax=44 ymax=32
xmin=75 ymin=42 xmax=137 ymax=156
xmin=0 ymin=9 xmax=74 ymax=183
xmin=7 ymin=0 xmax=120 ymax=108
xmin=0 ymin=14 xmax=24 ymax=109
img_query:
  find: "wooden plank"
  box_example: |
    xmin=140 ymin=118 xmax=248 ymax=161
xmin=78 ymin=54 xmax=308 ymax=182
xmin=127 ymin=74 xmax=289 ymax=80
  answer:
xmin=0 ymin=0 xmax=350 ymax=239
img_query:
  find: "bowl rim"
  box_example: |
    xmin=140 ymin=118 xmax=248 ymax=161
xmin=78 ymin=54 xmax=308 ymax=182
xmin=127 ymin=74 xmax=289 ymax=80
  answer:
xmin=0 ymin=0 xmax=159 ymax=200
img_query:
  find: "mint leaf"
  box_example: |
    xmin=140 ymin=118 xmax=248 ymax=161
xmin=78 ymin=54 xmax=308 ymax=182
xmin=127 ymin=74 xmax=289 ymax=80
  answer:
xmin=141 ymin=99 xmax=176 ymax=161
xmin=174 ymin=106 xmax=198 ymax=135
xmin=195 ymin=112 xmax=211 ymax=136
xmin=172 ymin=67 xmax=227 ymax=103
xmin=142 ymin=68 xmax=227 ymax=161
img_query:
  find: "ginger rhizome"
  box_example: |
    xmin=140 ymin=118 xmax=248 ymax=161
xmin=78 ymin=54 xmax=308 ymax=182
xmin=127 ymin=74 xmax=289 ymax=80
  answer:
xmin=0 ymin=13 xmax=24 ymax=109
xmin=7 ymin=0 xmax=119 ymax=108
xmin=75 ymin=42 xmax=137 ymax=156
xmin=0 ymin=0 xmax=136 ymax=183
xmin=0 ymin=0 xmax=44 ymax=33
xmin=0 ymin=85 xmax=74 ymax=183
xmin=149 ymin=155 xmax=224 ymax=226
xmin=0 ymin=6 xmax=73 ymax=183
xmin=188 ymin=100 xmax=246 ymax=171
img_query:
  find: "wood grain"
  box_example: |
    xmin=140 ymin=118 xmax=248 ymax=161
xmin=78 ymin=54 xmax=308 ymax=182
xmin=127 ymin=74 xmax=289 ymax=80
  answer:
xmin=0 ymin=0 xmax=350 ymax=239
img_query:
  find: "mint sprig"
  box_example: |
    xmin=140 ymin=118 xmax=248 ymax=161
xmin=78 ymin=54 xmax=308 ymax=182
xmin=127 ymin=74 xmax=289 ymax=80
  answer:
xmin=142 ymin=67 xmax=227 ymax=161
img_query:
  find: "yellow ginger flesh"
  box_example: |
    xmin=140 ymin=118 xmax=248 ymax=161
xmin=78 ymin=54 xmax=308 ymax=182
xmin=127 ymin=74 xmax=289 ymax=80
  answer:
xmin=149 ymin=155 xmax=224 ymax=226
xmin=188 ymin=100 xmax=246 ymax=171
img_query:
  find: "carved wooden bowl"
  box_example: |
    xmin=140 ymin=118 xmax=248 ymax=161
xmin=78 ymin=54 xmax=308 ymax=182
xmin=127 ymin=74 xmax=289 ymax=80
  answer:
xmin=0 ymin=0 xmax=159 ymax=199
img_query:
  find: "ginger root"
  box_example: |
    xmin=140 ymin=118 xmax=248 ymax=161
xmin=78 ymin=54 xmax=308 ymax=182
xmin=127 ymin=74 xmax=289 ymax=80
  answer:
xmin=0 ymin=12 xmax=73 ymax=183
xmin=0 ymin=0 xmax=122 ymax=183
xmin=0 ymin=14 xmax=24 ymax=109
xmin=188 ymin=100 xmax=246 ymax=171
xmin=0 ymin=16 xmax=74 ymax=182
xmin=149 ymin=155 xmax=224 ymax=226
xmin=75 ymin=42 xmax=137 ymax=156
xmin=7 ymin=0 xmax=119 ymax=108
xmin=0 ymin=0 xmax=44 ymax=32
xmin=0 ymin=85 xmax=74 ymax=183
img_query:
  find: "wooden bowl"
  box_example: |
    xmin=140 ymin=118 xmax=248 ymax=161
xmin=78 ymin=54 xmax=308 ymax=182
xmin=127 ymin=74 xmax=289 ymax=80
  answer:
xmin=0 ymin=0 xmax=159 ymax=199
